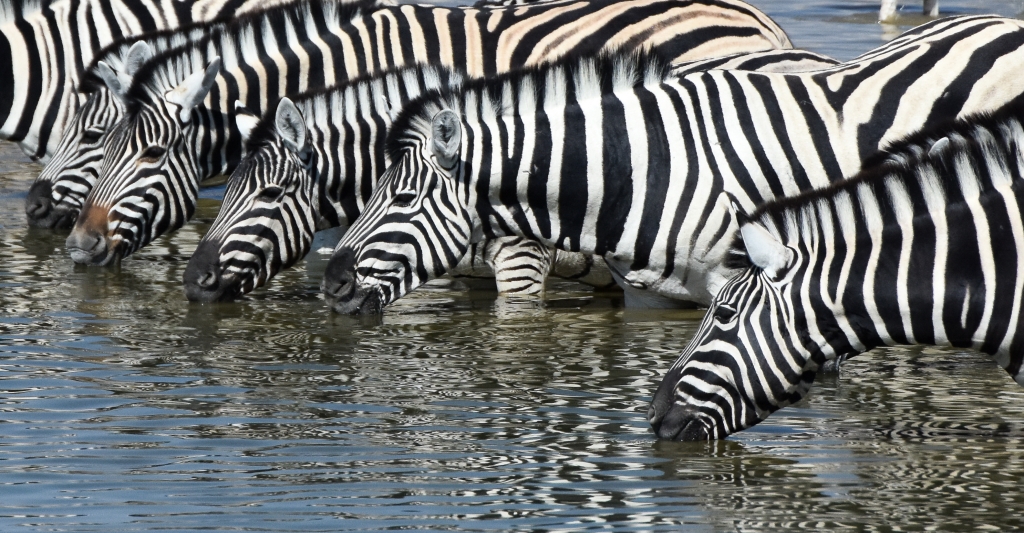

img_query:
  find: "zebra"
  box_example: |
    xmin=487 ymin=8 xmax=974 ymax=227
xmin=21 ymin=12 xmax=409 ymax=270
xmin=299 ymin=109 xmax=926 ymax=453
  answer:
xmin=0 ymin=0 xmax=286 ymax=162
xmin=25 ymin=24 xmax=231 ymax=229
xmin=26 ymin=0 xmax=380 ymax=230
xmin=319 ymin=15 xmax=1024 ymax=315
xmin=649 ymin=99 xmax=1024 ymax=441
xmin=59 ymin=0 xmax=794 ymax=267
xmin=182 ymin=48 xmax=837 ymax=302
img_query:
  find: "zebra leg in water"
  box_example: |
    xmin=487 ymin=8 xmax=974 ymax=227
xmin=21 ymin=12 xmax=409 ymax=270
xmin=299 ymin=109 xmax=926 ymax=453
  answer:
xmin=650 ymin=100 xmax=1024 ymax=441
xmin=880 ymin=0 xmax=938 ymax=22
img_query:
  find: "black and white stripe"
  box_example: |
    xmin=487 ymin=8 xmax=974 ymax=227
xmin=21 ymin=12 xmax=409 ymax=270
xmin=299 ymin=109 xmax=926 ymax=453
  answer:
xmin=60 ymin=0 xmax=794 ymax=266
xmin=25 ymin=23 xmax=232 ymax=229
xmin=649 ymin=99 xmax=1024 ymax=440
xmin=0 ymin=0 xmax=283 ymax=162
xmin=183 ymin=48 xmax=835 ymax=302
xmin=321 ymin=15 xmax=1024 ymax=314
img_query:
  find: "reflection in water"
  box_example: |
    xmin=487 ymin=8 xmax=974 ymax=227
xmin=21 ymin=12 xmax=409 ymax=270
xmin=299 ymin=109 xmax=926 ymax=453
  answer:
xmin=6 ymin=1 xmax=1024 ymax=530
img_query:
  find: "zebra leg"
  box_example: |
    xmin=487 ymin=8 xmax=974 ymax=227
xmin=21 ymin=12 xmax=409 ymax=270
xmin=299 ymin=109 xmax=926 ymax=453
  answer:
xmin=879 ymin=0 xmax=898 ymax=22
xmin=549 ymin=249 xmax=619 ymax=291
xmin=923 ymin=0 xmax=938 ymax=17
xmin=483 ymin=237 xmax=552 ymax=296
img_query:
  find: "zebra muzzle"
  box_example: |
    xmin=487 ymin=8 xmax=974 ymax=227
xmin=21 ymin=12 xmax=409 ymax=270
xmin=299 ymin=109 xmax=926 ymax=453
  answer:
xmin=183 ymin=242 xmax=240 ymax=302
xmin=26 ymin=181 xmax=76 ymax=229
xmin=65 ymin=227 xmax=109 ymax=265
xmin=322 ymin=247 xmax=383 ymax=315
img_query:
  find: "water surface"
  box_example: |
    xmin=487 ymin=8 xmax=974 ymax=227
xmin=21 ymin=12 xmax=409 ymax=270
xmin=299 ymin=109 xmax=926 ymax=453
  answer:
xmin=4 ymin=1 xmax=1024 ymax=531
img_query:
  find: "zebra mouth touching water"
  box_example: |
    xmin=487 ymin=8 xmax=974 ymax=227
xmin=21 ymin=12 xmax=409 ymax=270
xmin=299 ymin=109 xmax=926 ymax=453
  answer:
xmin=25 ymin=181 xmax=79 ymax=229
xmin=321 ymin=247 xmax=384 ymax=315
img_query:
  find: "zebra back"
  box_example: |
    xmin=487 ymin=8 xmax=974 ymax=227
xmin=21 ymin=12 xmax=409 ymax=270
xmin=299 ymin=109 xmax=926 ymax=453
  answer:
xmin=651 ymin=98 xmax=1024 ymax=440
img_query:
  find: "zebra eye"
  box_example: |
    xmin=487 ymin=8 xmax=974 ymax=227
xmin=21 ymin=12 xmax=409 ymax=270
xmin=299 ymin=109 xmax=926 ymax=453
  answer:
xmin=139 ymin=146 xmax=166 ymax=162
xmin=257 ymin=186 xmax=284 ymax=202
xmin=81 ymin=129 xmax=104 ymax=144
xmin=393 ymin=192 xmax=417 ymax=207
xmin=713 ymin=305 xmax=737 ymax=323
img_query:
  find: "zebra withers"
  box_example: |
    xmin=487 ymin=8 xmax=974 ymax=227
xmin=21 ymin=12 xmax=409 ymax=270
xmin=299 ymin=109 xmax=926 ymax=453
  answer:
xmin=61 ymin=0 xmax=795 ymax=267
xmin=649 ymin=100 xmax=1024 ymax=441
xmin=0 ymin=0 xmax=284 ymax=161
xmin=182 ymin=49 xmax=837 ymax=303
xmin=321 ymin=15 xmax=1024 ymax=314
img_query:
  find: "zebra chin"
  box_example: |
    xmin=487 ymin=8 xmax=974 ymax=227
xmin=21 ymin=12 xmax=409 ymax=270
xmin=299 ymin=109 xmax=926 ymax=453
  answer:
xmin=25 ymin=181 xmax=78 ymax=229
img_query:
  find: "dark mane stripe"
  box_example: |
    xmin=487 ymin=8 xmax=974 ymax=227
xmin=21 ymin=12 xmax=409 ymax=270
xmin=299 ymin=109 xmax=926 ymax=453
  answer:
xmin=384 ymin=48 xmax=670 ymax=159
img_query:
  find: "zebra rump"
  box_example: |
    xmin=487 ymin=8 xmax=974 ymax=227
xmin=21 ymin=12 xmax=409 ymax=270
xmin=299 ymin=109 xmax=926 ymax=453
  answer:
xmin=651 ymin=98 xmax=1024 ymax=440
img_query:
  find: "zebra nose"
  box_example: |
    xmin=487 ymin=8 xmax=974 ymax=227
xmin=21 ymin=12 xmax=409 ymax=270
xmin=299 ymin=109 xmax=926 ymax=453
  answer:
xmin=183 ymin=242 xmax=230 ymax=302
xmin=25 ymin=181 xmax=53 ymax=222
xmin=321 ymin=246 xmax=358 ymax=302
xmin=65 ymin=227 xmax=106 ymax=264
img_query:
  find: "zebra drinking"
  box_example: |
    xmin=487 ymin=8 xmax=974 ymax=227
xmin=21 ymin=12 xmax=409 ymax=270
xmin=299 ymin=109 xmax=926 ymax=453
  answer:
xmin=321 ymin=15 xmax=1024 ymax=314
xmin=25 ymin=23 xmax=233 ymax=229
xmin=59 ymin=0 xmax=793 ymax=267
xmin=0 ymin=0 xmax=284 ymax=162
xmin=650 ymin=99 xmax=1024 ymax=441
xmin=182 ymin=49 xmax=836 ymax=302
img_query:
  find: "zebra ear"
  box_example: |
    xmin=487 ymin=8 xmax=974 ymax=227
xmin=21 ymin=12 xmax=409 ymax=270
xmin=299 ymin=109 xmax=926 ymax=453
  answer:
xmin=430 ymin=109 xmax=462 ymax=169
xmin=122 ymin=41 xmax=153 ymax=78
xmin=95 ymin=61 xmax=126 ymax=100
xmin=164 ymin=57 xmax=222 ymax=123
xmin=275 ymin=97 xmax=308 ymax=154
xmin=739 ymin=222 xmax=793 ymax=278
xmin=235 ymin=101 xmax=260 ymax=143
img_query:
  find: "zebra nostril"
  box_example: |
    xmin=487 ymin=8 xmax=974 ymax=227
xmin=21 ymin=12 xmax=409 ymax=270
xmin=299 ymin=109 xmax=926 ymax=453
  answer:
xmin=647 ymin=405 xmax=659 ymax=424
xmin=197 ymin=271 xmax=218 ymax=289
xmin=25 ymin=181 xmax=53 ymax=221
xmin=322 ymin=247 xmax=358 ymax=301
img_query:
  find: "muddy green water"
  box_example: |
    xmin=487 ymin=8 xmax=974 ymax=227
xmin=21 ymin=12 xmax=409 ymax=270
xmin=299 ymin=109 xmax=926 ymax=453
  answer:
xmin=4 ymin=1 xmax=1024 ymax=531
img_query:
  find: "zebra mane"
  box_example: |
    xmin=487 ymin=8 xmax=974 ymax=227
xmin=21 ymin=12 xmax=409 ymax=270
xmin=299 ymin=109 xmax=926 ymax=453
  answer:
xmin=243 ymin=62 xmax=464 ymax=153
xmin=384 ymin=48 xmax=671 ymax=160
xmin=726 ymin=98 xmax=1024 ymax=269
xmin=79 ymin=26 xmax=210 ymax=94
xmin=120 ymin=0 xmax=377 ymax=114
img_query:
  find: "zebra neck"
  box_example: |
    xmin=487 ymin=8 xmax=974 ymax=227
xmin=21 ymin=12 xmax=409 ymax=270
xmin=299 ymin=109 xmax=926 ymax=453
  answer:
xmin=298 ymin=64 xmax=463 ymax=229
xmin=768 ymin=119 xmax=1024 ymax=368
xmin=464 ymin=85 xmax=663 ymax=259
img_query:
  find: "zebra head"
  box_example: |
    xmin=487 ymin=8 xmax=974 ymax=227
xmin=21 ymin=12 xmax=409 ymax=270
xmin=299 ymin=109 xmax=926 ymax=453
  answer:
xmin=649 ymin=218 xmax=839 ymax=440
xmin=27 ymin=42 xmax=152 ymax=229
xmin=65 ymin=57 xmax=221 ymax=266
xmin=184 ymin=98 xmax=317 ymax=302
xmin=322 ymin=108 xmax=474 ymax=314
